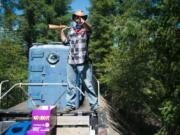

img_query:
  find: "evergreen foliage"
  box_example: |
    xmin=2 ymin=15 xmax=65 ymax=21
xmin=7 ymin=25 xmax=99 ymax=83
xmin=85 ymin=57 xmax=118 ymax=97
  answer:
xmin=0 ymin=40 xmax=27 ymax=108
xmin=89 ymin=0 xmax=116 ymax=76
xmin=17 ymin=0 xmax=72 ymax=49
xmin=92 ymin=0 xmax=180 ymax=134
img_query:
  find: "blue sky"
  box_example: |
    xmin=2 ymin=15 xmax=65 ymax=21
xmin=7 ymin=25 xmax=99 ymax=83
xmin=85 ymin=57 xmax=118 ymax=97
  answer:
xmin=71 ymin=0 xmax=90 ymax=15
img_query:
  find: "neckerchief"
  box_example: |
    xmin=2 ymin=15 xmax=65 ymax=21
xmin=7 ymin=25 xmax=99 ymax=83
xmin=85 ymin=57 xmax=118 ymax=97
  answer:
xmin=74 ymin=24 xmax=83 ymax=34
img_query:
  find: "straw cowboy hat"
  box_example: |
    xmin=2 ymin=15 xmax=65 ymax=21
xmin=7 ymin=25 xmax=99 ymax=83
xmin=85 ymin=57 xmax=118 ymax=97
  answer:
xmin=72 ymin=10 xmax=88 ymax=21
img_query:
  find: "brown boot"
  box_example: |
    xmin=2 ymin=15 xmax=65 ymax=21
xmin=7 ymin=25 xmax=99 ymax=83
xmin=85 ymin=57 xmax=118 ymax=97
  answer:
xmin=93 ymin=106 xmax=103 ymax=113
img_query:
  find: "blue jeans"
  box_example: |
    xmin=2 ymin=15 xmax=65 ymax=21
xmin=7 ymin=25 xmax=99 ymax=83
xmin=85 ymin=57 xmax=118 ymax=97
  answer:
xmin=66 ymin=63 xmax=98 ymax=111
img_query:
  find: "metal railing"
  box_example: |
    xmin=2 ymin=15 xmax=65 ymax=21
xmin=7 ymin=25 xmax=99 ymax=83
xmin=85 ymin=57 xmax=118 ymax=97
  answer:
xmin=93 ymin=76 xmax=101 ymax=106
xmin=0 ymin=82 xmax=67 ymax=100
xmin=0 ymin=82 xmax=69 ymax=107
xmin=0 ymin=77 xmax=101 ymax=107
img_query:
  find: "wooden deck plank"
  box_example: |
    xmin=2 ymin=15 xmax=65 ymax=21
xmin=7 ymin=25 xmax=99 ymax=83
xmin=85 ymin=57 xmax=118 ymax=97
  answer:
xmin=57 ymin=116 xmax=89 ymax=126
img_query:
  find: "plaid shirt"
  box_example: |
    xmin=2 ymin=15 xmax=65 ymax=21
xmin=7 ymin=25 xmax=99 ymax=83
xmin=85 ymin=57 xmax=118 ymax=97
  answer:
xmin=65 ymin=27 xmax=90 ymax=65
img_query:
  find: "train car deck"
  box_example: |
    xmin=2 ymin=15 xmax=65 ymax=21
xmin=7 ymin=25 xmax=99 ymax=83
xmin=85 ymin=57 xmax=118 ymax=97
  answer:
xmin=0 ymin=97 xmax=99 ymax=135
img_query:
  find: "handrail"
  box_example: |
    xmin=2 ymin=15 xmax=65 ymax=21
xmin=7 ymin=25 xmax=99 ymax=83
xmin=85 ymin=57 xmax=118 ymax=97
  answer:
xmin=0 ymin=82 xmax=67 ymax=100
xmin=0 ymin=77 xmax=101 ymax=106
xmin=0 ymin=80 xmax=9 ymax=98
xmin=0 ymin=80 xmax=9 ymax=107
xmin=93 ymin=75 xmax=101 ymax=106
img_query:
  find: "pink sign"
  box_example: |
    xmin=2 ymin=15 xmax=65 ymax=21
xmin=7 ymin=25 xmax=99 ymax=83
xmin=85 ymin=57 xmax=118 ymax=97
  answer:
xmin=27 ymin=106 xmax=56 ymax=135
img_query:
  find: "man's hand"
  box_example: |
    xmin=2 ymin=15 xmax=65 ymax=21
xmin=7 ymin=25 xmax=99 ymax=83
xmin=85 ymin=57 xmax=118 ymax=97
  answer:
xmin=60 ymin=26 xmax=70 ymax=43
xmin=80 ymin=18 xmax=85 ymax=24
xmin=80 ymin=18 xmax=92 ymax=31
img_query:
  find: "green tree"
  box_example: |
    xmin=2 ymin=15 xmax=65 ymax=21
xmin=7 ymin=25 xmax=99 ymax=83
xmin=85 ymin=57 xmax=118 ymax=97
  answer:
xmin=0 ymin=39 xmax=27 ymax=108
xmin=1 ymin=0 xmax=17 ymax=30
xmin=0 ymin=0 xmax=21 ymax=42
xmin=18 ymin=0 xmax=72 ymax=49
xmin=101 ymin=0 xmax=180 ymax=134
xmin=89 ymin=0 xmax=116 ymax=76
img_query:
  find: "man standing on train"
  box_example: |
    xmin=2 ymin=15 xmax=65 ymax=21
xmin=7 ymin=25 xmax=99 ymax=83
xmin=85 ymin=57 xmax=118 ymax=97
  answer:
xmin=60 ymin=10 xmax=100 ymax=113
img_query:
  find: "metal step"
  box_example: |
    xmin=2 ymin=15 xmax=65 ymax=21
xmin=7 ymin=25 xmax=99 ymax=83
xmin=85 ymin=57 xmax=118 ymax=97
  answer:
xmin=56 ymin=127 xmax=90 ymax=135
xmin=0 ymin=121 xmax=16 ymax=134
xmin=57 ymin=115 xmax=89 ymax=126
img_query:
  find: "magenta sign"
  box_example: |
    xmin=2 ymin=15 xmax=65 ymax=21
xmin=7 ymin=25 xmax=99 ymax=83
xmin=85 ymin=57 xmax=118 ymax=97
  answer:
xmin=27 ymin=106 xmax=56 ymax=135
